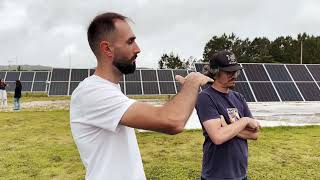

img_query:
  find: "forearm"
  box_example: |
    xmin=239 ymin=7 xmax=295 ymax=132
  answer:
xmin=162 ymin=80 xmax=200 ymax=125
xmin=237 ymin=129 xmax=259 ymax=140
xmin=214 ymin=119 xmax=248 ymax=144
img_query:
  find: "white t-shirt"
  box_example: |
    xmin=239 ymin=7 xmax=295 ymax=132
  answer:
xmin=70 ymin=75 xmax=146 ymax=180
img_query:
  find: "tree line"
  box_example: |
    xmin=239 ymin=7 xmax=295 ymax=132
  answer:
xmin=158 ymin=33 xmax=320 ymax=69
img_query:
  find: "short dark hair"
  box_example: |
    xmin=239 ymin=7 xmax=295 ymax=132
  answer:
xmin=87 ymin=12 xmax=127 ymax=56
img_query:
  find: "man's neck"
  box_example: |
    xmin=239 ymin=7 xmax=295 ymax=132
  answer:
xmin=94 ymin=64 xmax=122 ymax=84
xmin=211 ymin=82 xmax=229 ymax=94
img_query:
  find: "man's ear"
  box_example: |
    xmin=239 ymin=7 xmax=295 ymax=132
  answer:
xmin=99 ymin=41 xmax=113 ymax=57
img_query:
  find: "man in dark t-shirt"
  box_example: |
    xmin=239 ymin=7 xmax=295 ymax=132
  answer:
xmin=196 ymin=50 xmax=261 ymax=180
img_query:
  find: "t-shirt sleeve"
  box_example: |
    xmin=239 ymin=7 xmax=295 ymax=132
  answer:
xmin=240 ymin=94 xmax=253 ymax=118
xmin=196 ymin=92 xmax=220 ymax=123
xmin=77 ymin=85 xmax=136 ymax=132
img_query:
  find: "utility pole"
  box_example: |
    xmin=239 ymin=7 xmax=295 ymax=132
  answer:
xmin=300 ymin=40 xmax=303 ymax=64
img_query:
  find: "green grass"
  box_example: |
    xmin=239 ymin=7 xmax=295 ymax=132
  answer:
xmin=0 ymin=111 xmax=319 ymax=179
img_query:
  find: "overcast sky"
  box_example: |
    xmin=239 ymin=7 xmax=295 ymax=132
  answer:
xmin=1 ymin=0 xmax=320 ymax=69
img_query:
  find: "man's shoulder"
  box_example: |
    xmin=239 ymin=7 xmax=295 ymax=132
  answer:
xmin=229 ymin=90 xmax=244 ymax=100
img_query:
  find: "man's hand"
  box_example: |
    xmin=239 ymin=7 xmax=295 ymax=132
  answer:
xmin=175 ymin=72 xmax=214 ymax=86
xmin=245 ymin=118 xmax=261 ymax=131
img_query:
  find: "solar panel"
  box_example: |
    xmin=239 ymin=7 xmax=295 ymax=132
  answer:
xmin=34 ymin=72 xmax=49 ymax=81
xmin=125 ymin=70 xmax=141 ymax=81
xmin=273 ymin=82 xmax=303 ymax=101
xmin=49 ymin=82 xmax=69 ymax=95
xmin=141 ymin=70 xmax=157 ymax=81
xmin=242 ymin=64 xmax=269 ymax=81
xmin=5 ymin=82 xmax=15 ymax=91
xmin=21 ymin=82 xmax=33 ymax=92
xmin=250 ymin=82 xmax=280 ymax=102
xmin=233 ymin=82 xmax=256 ymax=102
xmin=159 ymin=82 xmax=176 ymax=94
xmin=265 ymin=64 xmax=292 ymax=81
xmin=142 ymin=82 xmax=159 ymax=94
xmin=20 ymin=72 xmax=35 ymax=81
xmin=5 ymin=72 xmax=20 ymax=81
xmin=69 ymin=82 xmax=80 ymax=95
xmin=157 ymin=70 xmax=174 ymax=81
xmin=71 ymin=69 xmax=88 ymax=81
xmin=235 ymin=70 xmax=246 ymax=81
xmin=32 ymin=82 xmax=47 ymax=92
xmin=286 ymin=65 xmax=313 ymax=81
xmin=0 ymin=72 xmax=6 ymax=80
xmin=125 ymin=82 xmax=142 ymax=95
xmin=306 ymin=65 xmax=320 ymax=81
xmin=296 ymin=82 xmax=320 ymax=101
xmin=51 ymin=69 xmax=70 ymax=81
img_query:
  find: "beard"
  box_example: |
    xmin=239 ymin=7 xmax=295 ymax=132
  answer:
xmin=113 ymin=55 xmax=137 ymax=75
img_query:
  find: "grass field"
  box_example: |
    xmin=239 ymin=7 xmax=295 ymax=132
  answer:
xmin=0 ymin=110 xmax=319 ymax=179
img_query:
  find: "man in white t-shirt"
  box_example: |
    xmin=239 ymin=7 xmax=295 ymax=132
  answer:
xmin=70 ymin=12 xmax=213 ymax=180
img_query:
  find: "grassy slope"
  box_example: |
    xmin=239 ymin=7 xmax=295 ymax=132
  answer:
xmin=0 ymin=111 xmax=319 ymax=179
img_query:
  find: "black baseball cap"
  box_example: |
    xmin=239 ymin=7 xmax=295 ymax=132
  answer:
xmin=209 ymin=50 xmax=243 ymax=72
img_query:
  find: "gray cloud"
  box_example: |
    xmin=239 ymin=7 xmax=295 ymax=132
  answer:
xmin=0 ymin=0 xmax=320 ymax=68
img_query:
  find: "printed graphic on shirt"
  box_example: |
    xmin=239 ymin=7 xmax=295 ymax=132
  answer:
xmin=227 ymin=108 xmax=240 ymax=123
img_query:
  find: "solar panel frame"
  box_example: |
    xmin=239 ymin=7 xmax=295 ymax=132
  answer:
xmin=71 ymin=69 xmax=89 ymax=81
xmin=69 ymin=81 xmax=80 ymax=95
xmin=265 ymin=64 xmax=292 ymax=81
xmin=286 ymin=64 xmax=313 ymax=81
xmin=125 ymin=82 xmax=142 ymax=95
xmin=51 ymin=68 xmax=70 ymax=81
xmin=159 ymin=82 xmax=176 ymax=94
xmin=125 ymin=70 xmax=141 ymax=81
xmin=273 ymin=82 xmax=304 ymax=101
xmin=233 ymin=82 xmax=256 ymax=102
xmin=250 ymin=82 xmax=280 ymax=102
xmin=21 ymin=82 xmax=33 ymax=92
xmin=34 ymin=71 xmax=49 ymax=81
xmin=142 ymin=82 xmax=159 ymax=95
xmin=20 ymin=72 xmax=35 ymax=81
xmin=32 ymin=82 xmax=47 ymax=92
xmin=5 ymin=71 xmax=20 ymax=81
xmin=141 ymin=70 xmax=157 ymax=81
xmin=307 ymin=65 xmax=320 ymax=81
xmin=49 ymin=82 xmax=69 ymax=96
xmin=241 ymin=64 xmax=270 ymax=81
xmin=157 ymin=70 xmax=174 ymax=81
xmin=0 ymin=71 xmax=6 ymax=80
xmin=296 ymin=82 xmax=320 ymax=101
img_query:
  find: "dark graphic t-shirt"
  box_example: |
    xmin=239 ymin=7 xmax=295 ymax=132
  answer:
xmin=196 ymin=86 xmax=252 ymax=180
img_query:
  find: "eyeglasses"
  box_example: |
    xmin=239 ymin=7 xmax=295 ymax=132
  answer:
xmin=224 ymin=70 xmax=240 ymax=78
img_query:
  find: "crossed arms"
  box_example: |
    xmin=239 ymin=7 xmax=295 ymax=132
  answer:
xmin=203 ymin=116 xmax=261 ymax=145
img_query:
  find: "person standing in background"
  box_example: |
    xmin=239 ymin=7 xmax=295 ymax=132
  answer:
xmin=0 ymin=79 xmax=8 ymax=108
xmin=13 ymin=80 xmax=22 ymax=111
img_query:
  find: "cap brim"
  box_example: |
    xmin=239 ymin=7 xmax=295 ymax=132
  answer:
xmin=220 ymin=65 xmax=243 ymax=72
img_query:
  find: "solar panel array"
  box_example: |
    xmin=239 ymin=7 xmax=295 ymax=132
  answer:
xmin=1 ymin=63 xmax=320 ymax=102
xmin=0 ymin=71 xmax=50 ymax=92
xmin=195 ymin=63 xmax=320 ymax=102
xmin=48 ymin=68 xmax=193 ymax=96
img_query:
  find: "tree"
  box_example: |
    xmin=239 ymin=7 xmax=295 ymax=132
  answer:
xmin=182 ymin=56 xmax=199 ymax=69
xmin=17 ymin=65 xmax=23 ymax=71
xmin=158 ymin=52 xmax=184 ymax=69
xmin=203 ymin=33 xmax=235 ymax=62
xmin=203 ymin=33 xmax=251 ymax=63
xmin=247 ymin=37 xmax=273 ymax=63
